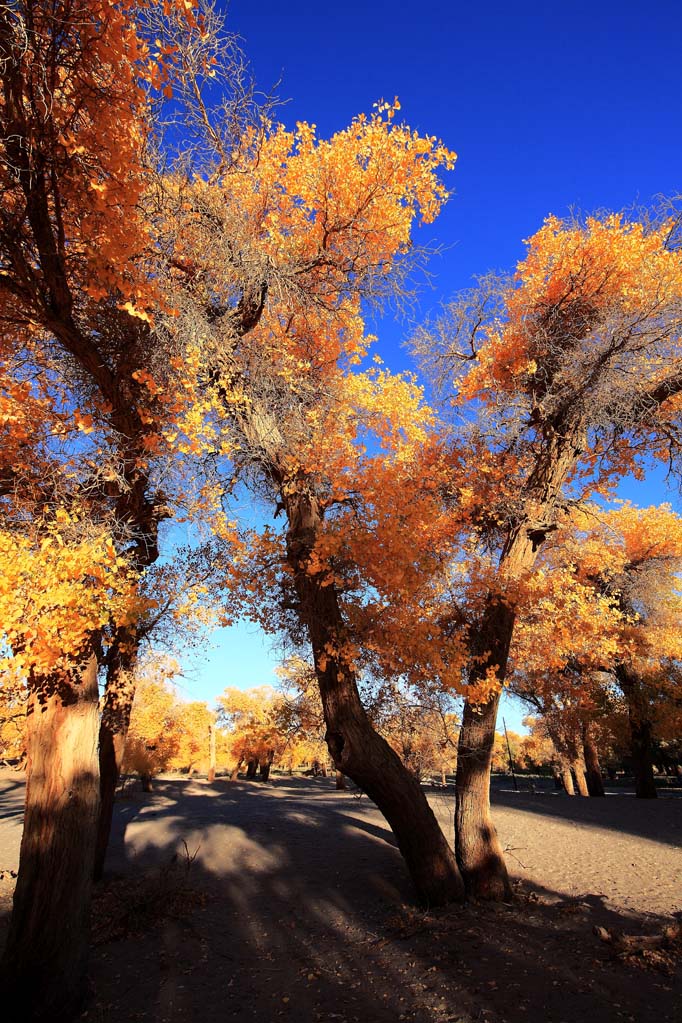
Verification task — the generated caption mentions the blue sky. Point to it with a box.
[174,0,682,728]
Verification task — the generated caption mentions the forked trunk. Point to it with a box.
[0,653,101,1023]
[246,758,258,779]
[582,722,605,797]
[285,488,464,906]
[94,629,138,880]
[229,759,243,781]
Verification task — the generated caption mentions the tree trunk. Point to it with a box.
[285,487,464,906]
[94,628,138,881]
[0,653,101,1023]
[617,665,657,799]
[560,760,576,795]
[229,759,243,781]
[259,751,273,782]
[582,722,605,797]
[455,423,584,898]
[140,772,153,793]
[246,758,258,779]
[335,769,346,790]
[456,689,512,899]
[572,760,589,797]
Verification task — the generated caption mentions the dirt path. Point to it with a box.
[1,773,681,1023]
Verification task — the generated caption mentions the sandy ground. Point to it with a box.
[1,771,681,1023]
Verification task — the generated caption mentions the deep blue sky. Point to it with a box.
[178,0,682,725]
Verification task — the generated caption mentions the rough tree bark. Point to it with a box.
[284,487,464,906]
[0,651,101,1023]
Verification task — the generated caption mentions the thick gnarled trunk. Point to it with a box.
[285,488,464,906]
[1,653,101,1023]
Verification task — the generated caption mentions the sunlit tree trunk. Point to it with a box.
[285,488,464,906]
[0,651,100,1023]
[335,769,346,790]
[560,759,576,796]
[572,759,589,797]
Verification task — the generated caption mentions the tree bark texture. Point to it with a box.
[0,653,101,1023]
[285,488,464,906]
[617,665,658,799]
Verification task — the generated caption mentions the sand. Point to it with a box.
[0,771,680,1023]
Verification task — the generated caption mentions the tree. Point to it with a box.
[0,1,220,1015]
[217,686,289,781]
[414,208,682,896]
[166,98,464,904]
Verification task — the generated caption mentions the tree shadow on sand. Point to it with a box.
[79,777,682,1023]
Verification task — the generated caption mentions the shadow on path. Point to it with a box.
[81,777,682,1023]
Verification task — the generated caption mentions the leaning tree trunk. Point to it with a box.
[94,626,138,880]
[285,488,464,906]
[455,597,515,900]
[0,651,101,1023]
[572,759,590,797]
[617,665,657,799]
[559,758,576,796]
[582,722,605,797]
